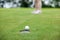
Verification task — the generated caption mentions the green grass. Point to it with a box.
[0,8,60,40]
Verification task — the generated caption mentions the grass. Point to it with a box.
[0,8,60,40]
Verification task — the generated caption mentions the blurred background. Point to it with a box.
[0,0,60,8]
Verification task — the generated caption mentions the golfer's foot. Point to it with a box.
[32,10,41,14]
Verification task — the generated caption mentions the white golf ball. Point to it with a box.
[25,26,30,29]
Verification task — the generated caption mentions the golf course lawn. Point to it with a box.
[0,8,60,40]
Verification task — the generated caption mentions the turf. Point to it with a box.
[0,8,60,40]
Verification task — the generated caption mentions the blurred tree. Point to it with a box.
[53,0,60,8]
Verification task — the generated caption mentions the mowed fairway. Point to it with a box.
[0,8,60,40]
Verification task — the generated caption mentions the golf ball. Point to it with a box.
[25,26,30,29]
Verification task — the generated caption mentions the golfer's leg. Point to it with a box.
[35,0,41,10]
[32,0,42,14]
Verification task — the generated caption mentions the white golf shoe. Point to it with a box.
[32,10,41,14]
